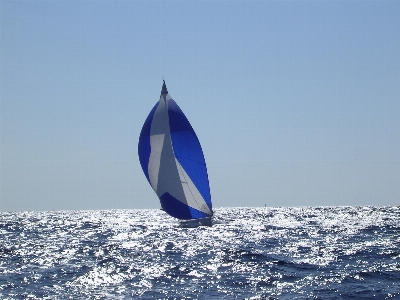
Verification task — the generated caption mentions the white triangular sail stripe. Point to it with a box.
[154,134,186,203]
[148,134,165,191]
[175,157,212,215]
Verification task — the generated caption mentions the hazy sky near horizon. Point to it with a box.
[1,0,399,212]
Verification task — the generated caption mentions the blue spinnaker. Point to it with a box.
[138,81,213,220]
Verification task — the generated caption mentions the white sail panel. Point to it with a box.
[148,134,164,191]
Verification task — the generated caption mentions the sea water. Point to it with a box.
[1,206,399,299]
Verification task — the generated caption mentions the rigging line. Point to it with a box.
[175,155,209,215]
[177,161,202,209]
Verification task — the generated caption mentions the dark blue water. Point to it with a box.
[1,206,399,299]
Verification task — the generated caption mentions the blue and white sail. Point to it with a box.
[138,81,213,220]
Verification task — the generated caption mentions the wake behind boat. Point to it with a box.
[138,81,213,221]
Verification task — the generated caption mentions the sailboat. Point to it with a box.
[138,81,213,222]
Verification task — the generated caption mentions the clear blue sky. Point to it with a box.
[1,0,399,212]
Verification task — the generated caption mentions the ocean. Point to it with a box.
[1,206,399,299]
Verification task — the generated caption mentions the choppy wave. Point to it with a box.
[1,206,399,299]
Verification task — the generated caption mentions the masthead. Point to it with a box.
[161,80,168,95]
